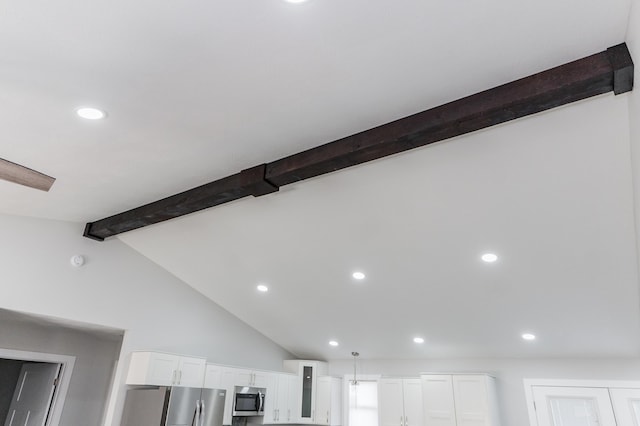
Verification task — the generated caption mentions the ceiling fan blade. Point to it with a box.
[0,158,55,192]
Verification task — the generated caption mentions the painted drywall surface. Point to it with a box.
[0,314,122,426]
[0,359,24,423]
[0,213,292,426]
[627,2,640,270]
[329,358,640,425]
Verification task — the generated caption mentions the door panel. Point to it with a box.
[532,386,616,426]
[422,375,456,426]
[200,388,226,426]
[378,379,404,426]
[610,388,640,426]
[402,379,423,426]
[166,387,201,426]
[4,363,61,426]
[453,376,489,426]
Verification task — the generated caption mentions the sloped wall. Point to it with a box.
[0,213,292,426]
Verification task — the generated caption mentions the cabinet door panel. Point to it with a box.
[148,353,180,385]
[403,379,423,426]
[316,377,331,425]
[253,371,269,388]
[453,376,489,426]
[276,375,291,423]
[532,386,616,426]
[422,375,456,426]
[177,357,205,387]
[379,379,405,426]
[610,388,640,426]
[287,375,299,423]
[263,373,278,424]
[204,364,223,389]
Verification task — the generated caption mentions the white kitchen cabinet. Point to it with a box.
[379,378,423,426]
[610,388,640,425]
[234,368,270,387]
[125,351,205,387]
[421,374,499,426]
[315,376,342,426]
[422,375,456,426]
[204,363,225,389]
[264,373,299,424]
[284,360,328,423]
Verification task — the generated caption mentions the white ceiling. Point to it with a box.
[2,0,639,359]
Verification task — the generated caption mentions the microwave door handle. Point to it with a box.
[258,392,265,413]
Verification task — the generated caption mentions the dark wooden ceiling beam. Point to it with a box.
[84,43,633,241]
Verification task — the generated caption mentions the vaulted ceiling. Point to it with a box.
[2,0,639,360]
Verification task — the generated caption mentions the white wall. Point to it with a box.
[0,309,123,426]
[329,357,640,425]
[0,213,292,426]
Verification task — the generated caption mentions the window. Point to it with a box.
[348,381,378,426]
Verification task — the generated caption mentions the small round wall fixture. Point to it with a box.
[76,107,106,120]
[70,255,85,267]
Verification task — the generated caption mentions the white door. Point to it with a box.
[275,375,291,423]
[203,364,223,389]
[316,377,331,425]
[286,375,299,423]
[610,388,640,425]
[147,352,180,386]
[422,375,456,426]
[176,357,205,387]
[453,376,490,426]
[4,363,61,426]
[403,379,423,426]
[379,379,405,426]
[532,386,616,426]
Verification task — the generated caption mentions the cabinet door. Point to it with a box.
[379,378,405,426]
[177,357,205,387]
[204,364,224,389]
[300,363,318,423]
[253,371,270,388]
[610,388,640,425]
[422,375,456,426]
[532,386,616,426]
[235,369,255,387]
[453,376,491,426]
[275,375,292,423]
[263,374,279,424]
[220,368,238,426]
[147,353,180,386]
[286,375,300,423]
[403,379,423,426]
[316,377,332,425]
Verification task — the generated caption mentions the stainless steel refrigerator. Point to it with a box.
[120,386,226,426]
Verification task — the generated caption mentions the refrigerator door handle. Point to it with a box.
[200,400,206,426]
[192,400,200,426]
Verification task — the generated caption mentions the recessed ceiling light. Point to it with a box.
[481,253,498,263]
[413,337,425,344]
[352,272,366,280]
[284,0,309,3]
[76,107,106,120]
[522,333,536,341]
[257,284,269,293]
[329,341,339,347]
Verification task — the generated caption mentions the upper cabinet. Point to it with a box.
[315,376,342,426]
[283,360,328,424]
[422,374,500,426]
[264,373,299,424]
[126,351,206,388]
[379,378,423,426]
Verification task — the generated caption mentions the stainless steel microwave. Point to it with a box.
[233,386,266,417]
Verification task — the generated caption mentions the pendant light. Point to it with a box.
[351,352,360,386]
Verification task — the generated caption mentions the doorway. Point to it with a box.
[0,349,74,426]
